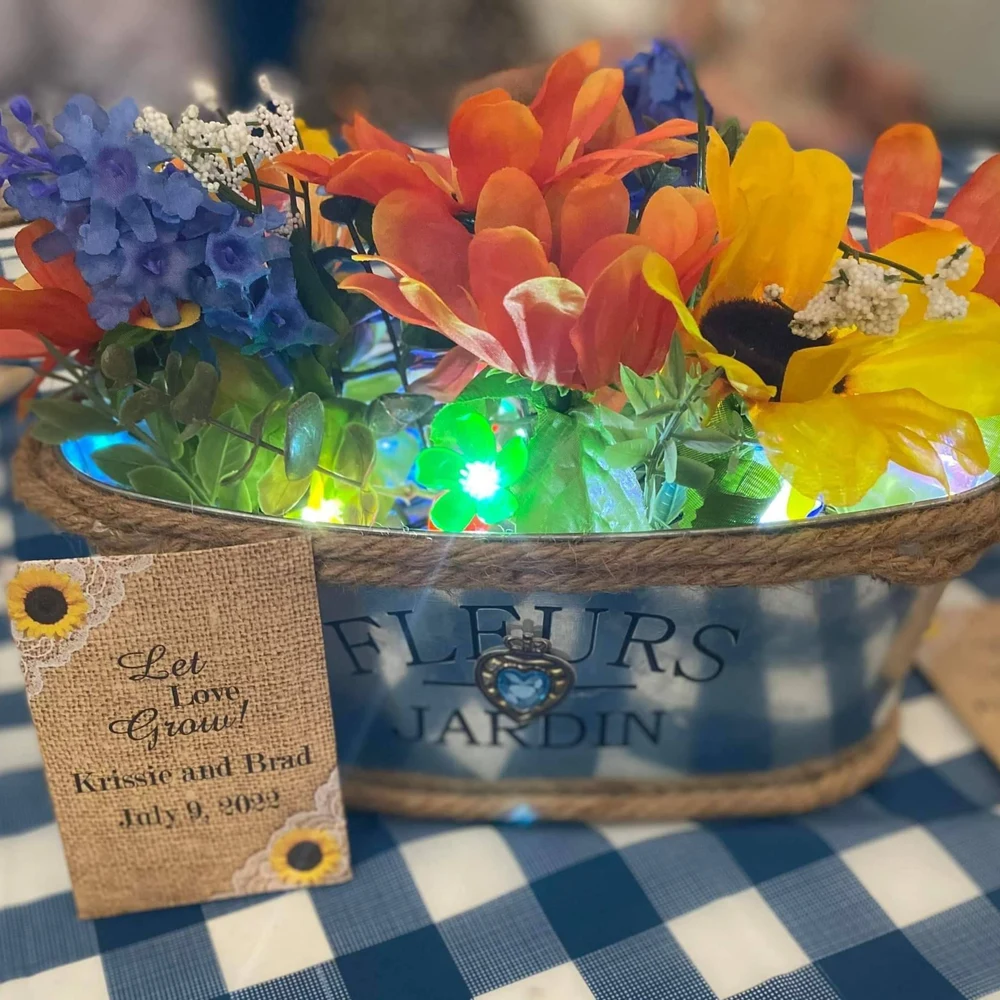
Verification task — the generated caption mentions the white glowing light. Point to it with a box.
[460,461,501,501]
[301,499,345,524]
[760,481,792,525]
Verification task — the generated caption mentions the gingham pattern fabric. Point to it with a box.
[4,147,1000,999]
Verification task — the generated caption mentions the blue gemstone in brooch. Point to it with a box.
[475,623,575,724]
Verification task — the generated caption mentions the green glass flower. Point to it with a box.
[415,409,529,532]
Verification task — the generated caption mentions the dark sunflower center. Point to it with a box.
[286,840,323,872]
[700,299,830,399]
[23,586,68,625]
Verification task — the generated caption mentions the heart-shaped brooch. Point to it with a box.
[475,623,575,724]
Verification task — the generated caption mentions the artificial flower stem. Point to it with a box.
[837,243,924,282]
[243,154,264,213]
[690,64,709,191]
[346,218,411,392]
[300,181,313,242]
[216,185,259,215]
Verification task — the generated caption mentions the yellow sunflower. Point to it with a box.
[269,828,342,887]
[7,567,88,640]
[644,122,1000,507]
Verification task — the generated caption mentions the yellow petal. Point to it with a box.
[751,389,988,506]
[751,396,890,506]
[296,119,339,160]
[846,303,1000,417]
[781,333,887,404]
[701,124,853,312]
[703,352,776,401]
[706,127,736,239]
[133,301,201,331]
[879,229,984,295]
[641,253,706,345]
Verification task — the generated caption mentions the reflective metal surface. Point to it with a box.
[319,578,919,780]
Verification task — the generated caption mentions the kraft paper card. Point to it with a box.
[919,601,1000,771]
[10,537,351,919]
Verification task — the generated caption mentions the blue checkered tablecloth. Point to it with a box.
[4,145,1000,999]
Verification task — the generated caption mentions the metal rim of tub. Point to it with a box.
[13,436,1000,592]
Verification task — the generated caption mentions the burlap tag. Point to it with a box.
[14,537,351,919]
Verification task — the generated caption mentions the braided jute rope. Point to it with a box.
[342,712,900,822]
[14,437,1000,591]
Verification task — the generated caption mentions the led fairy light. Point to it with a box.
[301,499,345,525]
[459,461,503,503]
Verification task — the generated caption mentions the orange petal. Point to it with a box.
[891,212,960,242]
[372,190,475,322]
[0,329,48,359]
[977,252,1000,302]
[0,289,102,349]
[554,175,631,274]
[586,97,637,152]
[504,276,587,386]
[401,278,517,373]
[531,42,602,182]
[450,100,543,210]
[411,347,484,402]
[621,118,699,154]
[945,153,1000,255]
[468,227,556,371]
[573,246,652,390]
[339,272,436,328]
[569,68,625,148]
[841,227,864,252]
[15,221,92,301]
[864,124,942,251]
[639,187,700,262]
[343,114,412,156]
[476,168,553,254]
[273,150,338,187]
[319,150,457,211]
[550,147,663,186]
[568,233,646,292]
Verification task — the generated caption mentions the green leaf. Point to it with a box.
[217,480,254,514]
[119,388,167,430]
[289,228,350,337]
[496,437,528,486]
[257,454,311,516]
[332,423,377,483]
[514,407,648,533]
[662,439,678,482]
[368,394,436,436]
[604,438,654,470]
[30,398,119,438]
[401,324,454,351]
[675,456,715,491]
[165,351,185,398]
[92,444,163,487]
[30,421,74,445]
[195,407,252,502]
[170,362,219,425]
[652,482,688,528]
[98,324,159,352]
[99,344,137,384]
[213,341,283,416]
[289,351,337,401]
[619,366,659,414]
[415,448,464,490]
[284,392,325,481]
[456,368,551,410]
[667,334,687,398]
[675,428,739,454]
[145,408,184,461]
[634,402,683,426]
[127,466,195,505]
[430,490,477,533]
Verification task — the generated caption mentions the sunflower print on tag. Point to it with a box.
[9,554,154,697]
[8,568,88,640]
[228,767,351,895]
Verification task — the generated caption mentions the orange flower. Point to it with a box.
[0,221,102,360]
[862,123,1000,300]
[276,43,697,215]
[339,169,716,392]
